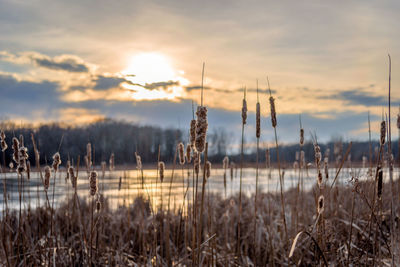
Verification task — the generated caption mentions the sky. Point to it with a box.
[0,0,399,147]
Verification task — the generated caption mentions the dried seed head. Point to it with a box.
[190,120,196,149]
[178,143,185,165]
[380,120,386,145]
[0,131,7,152]
[317,169,323,188]
[293,161,298,169]
[317,195,324,214]
[89,171,97,196]
[17,146,28,174]
[256,102,260,138]
[324,160,329,179]
[300,150,305,168]
[19,134,24,147]
[206,161,211,179]
[86,143,92,169]
[195,106,208,153]
[9,162,13,169]
[194,151,201,174]
[159,161,165,183]
[12,137,19,163]
[109,153,115,171]
[223,156,229,170]
[314,145,321,167]
[300,128,304,145]
[295,151,299,161]
[96,199,101,212]
[377,166,383,199]
[269,96,277,128]
[69,166,77,188]
[230,162,234,181]
[242,99,247,125]
[52,152,61,172]
[0,131,5,140]
[118,176,122,190]
[44,166,51,191]
[186,143,192,163]
[101,161,106,176]
[135,152,142,170]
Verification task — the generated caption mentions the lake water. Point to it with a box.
[0,165,393,213]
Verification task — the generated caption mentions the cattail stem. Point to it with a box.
[237,120,245,256]
[197,142,208,264]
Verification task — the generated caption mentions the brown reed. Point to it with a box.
[44,166,51,191]
[159,161,165,183]
[186,143,192,163]
[178,142,185,165]
[195,106,208,153]
[109,153,115,171]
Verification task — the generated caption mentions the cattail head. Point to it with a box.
[195,106,208,153]
[317,169,323,188]
[380,120,386,145]
[135,152,142,170]
[86,143,92,170]
[317,195,324,214]
[19,134,24,147]
[256,102,260,138]
[242,98,247,125]
[52,152,61,172]
[44,166,51,191]
[159,161,165,183]
[17,146,28,174]
[194,151,201,174]
[300,150,305,168]
[96,198,101,212]
[206,161,211,179]
[314,145,321,167]
[266,148,270,168]
[269,96,277,128]
[178,143,185,165]
[223,156,229,170]
[12,137,19,163]
[69,166,77,188]
[118,176,122,190]
[66,160,71,180]
[190,119,196,149]
[230,162,234,181]
[101,161,106,177]
[300,128,304,145]
[0,131,7,152]
[109,153,115,171]
[89,171,97,196]
[377,166,383,199]
[186,143,192,163]
[324,160,329,179]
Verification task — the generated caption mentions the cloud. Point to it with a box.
[93,75,127,90]
[143,81,179,90]
[318,87,388,107]
[0,51,91,73]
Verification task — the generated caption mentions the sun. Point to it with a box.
[122,52,188,100]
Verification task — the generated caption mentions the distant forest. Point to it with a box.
[0,119,395,167]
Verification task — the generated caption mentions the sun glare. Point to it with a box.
[122,52,188,100]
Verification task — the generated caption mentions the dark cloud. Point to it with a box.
[185,85,276,95]
[93,75,127,90]
[143,81,179,90]
[319,87,387,107]
[0,74,64,120]
[32,56,89,73]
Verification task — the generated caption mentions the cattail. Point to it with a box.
[101,161,106,177]
[230,162,234,181]
[159,161,165,183]
[135,152,142,170]
[300,128,304,145]
[178,143,185,165]
[206,161,211,179]
[86,143,92,169]
[52,152,61,172]
[96,199,101,212]
[17,146,28,174]
[190,119,196,149]
[293,161,299,170]
[109,153,115,171]
[0,131,7,152]
[12,137,19,163]
[223,156,229,170]
[377,166,383,199]
[9,162,13,169]
[44,166,51,191]
[269,96,277,128]
[66,160,71,180]
[118,176,122,190]
[186,143,192,163]
[194,151,201,174]
[300,150,305,168]
[324,159,329,179]
[380,120,386,145]
[317,169,323,188]
[314,145,321,167]
[317,195,324,214]
[256,102,260,138]
[69,166,77,188]
[19,134,24,147]
[89,171,97,196]
[242,98,247,125]
[195,106,208,153]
